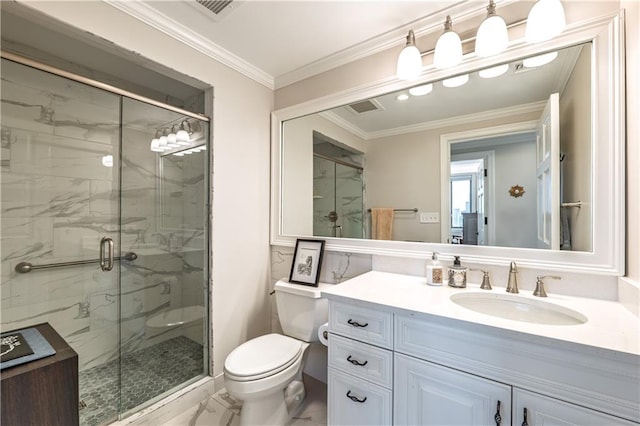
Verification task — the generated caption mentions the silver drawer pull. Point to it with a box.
[347,355,368,367]
[347,319,369,328]
[346,390,367,403]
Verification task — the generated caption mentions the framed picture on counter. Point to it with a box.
[289,239,325,286]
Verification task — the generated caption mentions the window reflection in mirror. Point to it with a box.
[281,42,592,252]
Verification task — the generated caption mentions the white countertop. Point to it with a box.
[321,271,640,357]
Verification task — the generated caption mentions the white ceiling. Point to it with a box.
[106,0,464,89]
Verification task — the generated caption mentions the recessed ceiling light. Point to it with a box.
[397,93,410,101]
[523,51,558,68]
[442,74,469,88]
[409,84,433,96]
[479,64,509,78]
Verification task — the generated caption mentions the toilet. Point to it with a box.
[224,280,331,426]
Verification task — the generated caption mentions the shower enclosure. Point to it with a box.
[0,55,210,426]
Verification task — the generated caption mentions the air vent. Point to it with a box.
[196,0,234,15]
[346,99,384,114]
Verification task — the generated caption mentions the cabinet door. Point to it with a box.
[328,367,392,425]
[513,388,638,425]
[394,353,511,426]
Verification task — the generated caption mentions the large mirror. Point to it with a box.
[272,13,624,274]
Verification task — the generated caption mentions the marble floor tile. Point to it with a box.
[164,375,327,426]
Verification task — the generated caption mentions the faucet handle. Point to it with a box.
[471,269,493,290]
[480,270,492,290]
[533,275,561,297]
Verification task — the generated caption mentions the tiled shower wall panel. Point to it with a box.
[0,59,187,370]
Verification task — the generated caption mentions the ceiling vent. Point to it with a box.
[195,0,236,18]
[346,99,384,115]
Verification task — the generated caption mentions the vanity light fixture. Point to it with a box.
[526,0,566,43]
[475,0,509,58]
[395,1,566,80]
[409,83,433,96]
[434,16,462,69]
[442,74,469,88]
[396,30,422,81]
[479,63,509,78]
[523,51,558,67]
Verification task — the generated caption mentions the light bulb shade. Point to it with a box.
[397,31,422,81]
[397,44,422,80]
[443,74,469,88]
[176,129,190,145]
[166,133,180,148]
[475,15,509,57]
[150,138,163,152]
[479,63,509,78]
[159,135,168,150]
[434,31,463,69]
[526,0,566,43]
[523,51,558,68]
[409,84,433,96]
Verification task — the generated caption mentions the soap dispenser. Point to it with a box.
[448,256,467,288]
[426,252,443,286]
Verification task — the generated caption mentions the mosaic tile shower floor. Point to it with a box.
[79,336,204,426]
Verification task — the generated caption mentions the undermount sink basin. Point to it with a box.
[450,292,588,326]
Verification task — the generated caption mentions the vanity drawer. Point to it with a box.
[329,333,393,388]
[328,367,392,426]
[329,301,393,349]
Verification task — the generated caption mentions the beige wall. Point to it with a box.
[281,114,366,236]
[366,111,541,243]
[275,1,637,286]
[560,46,592,252]
[16,1,274,381]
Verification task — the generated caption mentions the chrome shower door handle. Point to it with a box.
[100,236,114,271]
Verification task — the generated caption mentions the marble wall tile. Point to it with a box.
[9,130,115,181]
[1,59,208,388]
[318,251,372,284]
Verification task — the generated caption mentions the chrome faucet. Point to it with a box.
[533,275,561,297]
[506,261,519,293]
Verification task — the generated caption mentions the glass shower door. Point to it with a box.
[0,58,122,426]
[313,156,364,238]
[118,98,209,415]
[1,56,210,425]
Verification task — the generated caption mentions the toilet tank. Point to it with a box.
[275,280,331,342]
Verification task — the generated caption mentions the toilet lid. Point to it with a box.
[224,333,302,379]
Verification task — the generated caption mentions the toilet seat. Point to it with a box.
[224,333,303,382]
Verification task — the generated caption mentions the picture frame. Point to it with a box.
[289,239,325,286]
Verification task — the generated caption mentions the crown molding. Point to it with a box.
[321,100,546,141]
[274,0,479,89]
[318,111,370,140]
[104,0,275,90]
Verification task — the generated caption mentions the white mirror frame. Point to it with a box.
[271,12,625,275]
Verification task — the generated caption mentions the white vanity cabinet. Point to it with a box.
[325,294,639,426]
[327,301,393,425]
[513,389,638,426]
[394,353,511,425]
